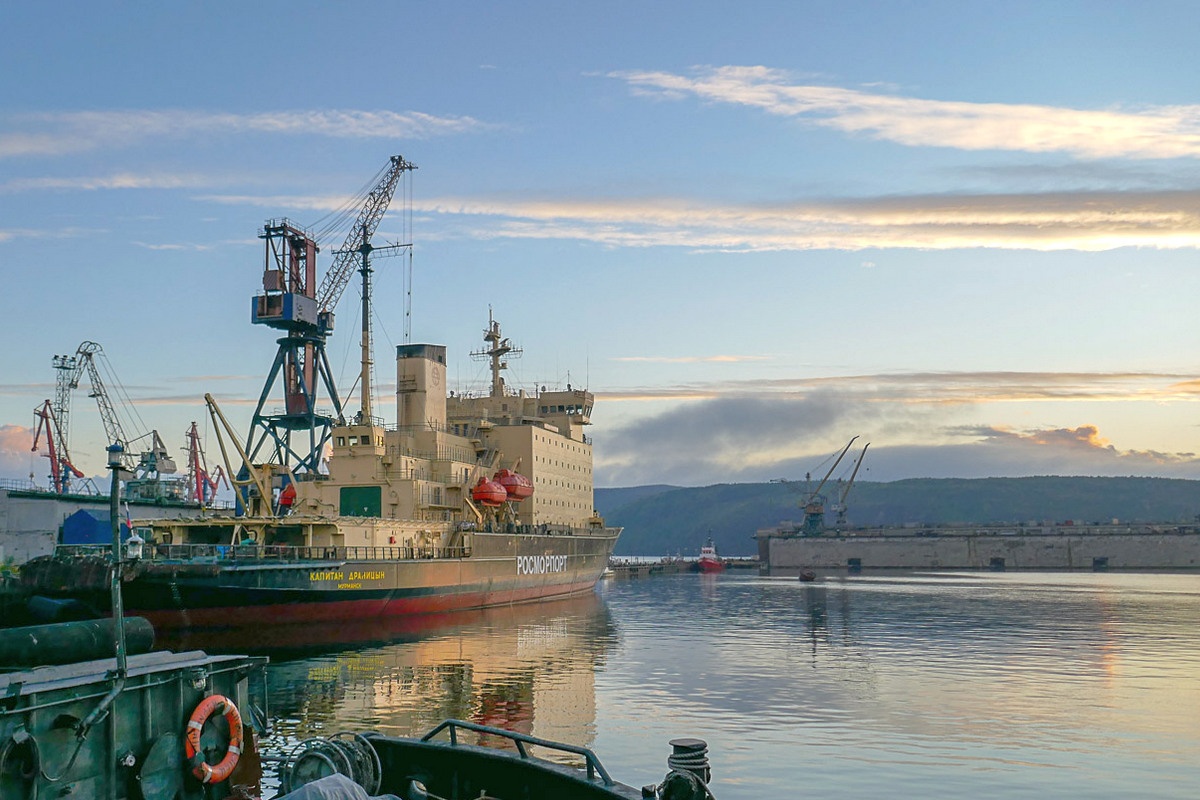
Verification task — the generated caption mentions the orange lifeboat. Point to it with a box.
[472,477,508,507]
[494,468,534,502]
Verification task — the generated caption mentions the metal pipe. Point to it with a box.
[107,443,127,678]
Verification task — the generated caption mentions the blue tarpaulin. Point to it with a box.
[62,509,130,545]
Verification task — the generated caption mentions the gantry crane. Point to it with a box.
[244,155,415,476]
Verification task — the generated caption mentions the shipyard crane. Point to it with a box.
[800,436,858,535]
[244,156,416,476]
[830,442,869,529]
[31,399,84,493]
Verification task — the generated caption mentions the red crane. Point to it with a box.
[31,399,84,493]
[185,421,228,506]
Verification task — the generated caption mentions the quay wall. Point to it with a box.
[763,527,1200,574]
[0,488,210,565]
[0,489,67,564]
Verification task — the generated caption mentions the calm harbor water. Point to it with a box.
[174,571,1200,798]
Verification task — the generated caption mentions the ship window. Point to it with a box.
[336,437,346,446]
[348,436,358,445]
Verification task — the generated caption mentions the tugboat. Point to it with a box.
[692,538,725,574]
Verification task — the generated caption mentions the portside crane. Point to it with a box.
[54,341,137,474]
[52,341,180,493]
[184,421,228,506]
[31,399,84,493]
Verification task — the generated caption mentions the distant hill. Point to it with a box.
[594,485,679,517]
[598,476,1200,557]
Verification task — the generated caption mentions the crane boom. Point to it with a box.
[314,155,416,313]
[839,442,869,504]
[78,343,130,465]
[806,436,858,505]
[54,341,136,472]
[54,341,177,477]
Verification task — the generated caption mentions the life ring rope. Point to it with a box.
[184,694,244,784]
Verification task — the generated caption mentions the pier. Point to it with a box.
[606,557,759,578]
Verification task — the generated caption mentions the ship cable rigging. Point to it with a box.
[244,156,415,478]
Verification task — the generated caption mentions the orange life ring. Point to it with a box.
[185,694,243,784]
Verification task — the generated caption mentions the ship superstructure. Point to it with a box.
[285,311,601,540]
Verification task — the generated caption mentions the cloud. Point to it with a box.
[412,190,1200,252]
[610,65,1200,160]
[0,172,217,193]
[596,370,1200,405]
[854,425,1199,484]
[0,109,493,158]
[592,372,1200,486]
[198,185,1200,255]
[596,391,905,486]
[612,355,771,364]
[0,424,35,483]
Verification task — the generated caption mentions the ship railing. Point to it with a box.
[102,542,471,562]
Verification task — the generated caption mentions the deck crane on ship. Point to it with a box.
[244,156,416,483]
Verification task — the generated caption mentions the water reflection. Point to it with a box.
[593,573,1200,800]
[162,593,617,769]
[159,574,1200,798]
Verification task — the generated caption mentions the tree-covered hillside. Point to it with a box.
[596,477,1200,557]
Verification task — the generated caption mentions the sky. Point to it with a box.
[4,1,1200,489]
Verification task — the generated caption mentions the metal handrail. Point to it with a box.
[419,719,615,786]
[54,543,472,563]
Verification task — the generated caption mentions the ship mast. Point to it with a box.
[357,226,374,422]
[473,309,522,399]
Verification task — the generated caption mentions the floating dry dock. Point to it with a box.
[757,523,1200,574]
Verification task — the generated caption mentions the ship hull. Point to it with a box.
[22,528,620,630]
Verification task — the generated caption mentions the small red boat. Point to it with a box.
[692,538,725,573]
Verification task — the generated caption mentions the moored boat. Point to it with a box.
[21,313,619,629]
[692,538,725,574]
[275,720,718,800]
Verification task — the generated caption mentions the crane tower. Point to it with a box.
[244,155,415,475]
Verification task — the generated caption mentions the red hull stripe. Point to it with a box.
[138,579,600,630]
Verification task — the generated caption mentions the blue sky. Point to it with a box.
[5,1,1200,489]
